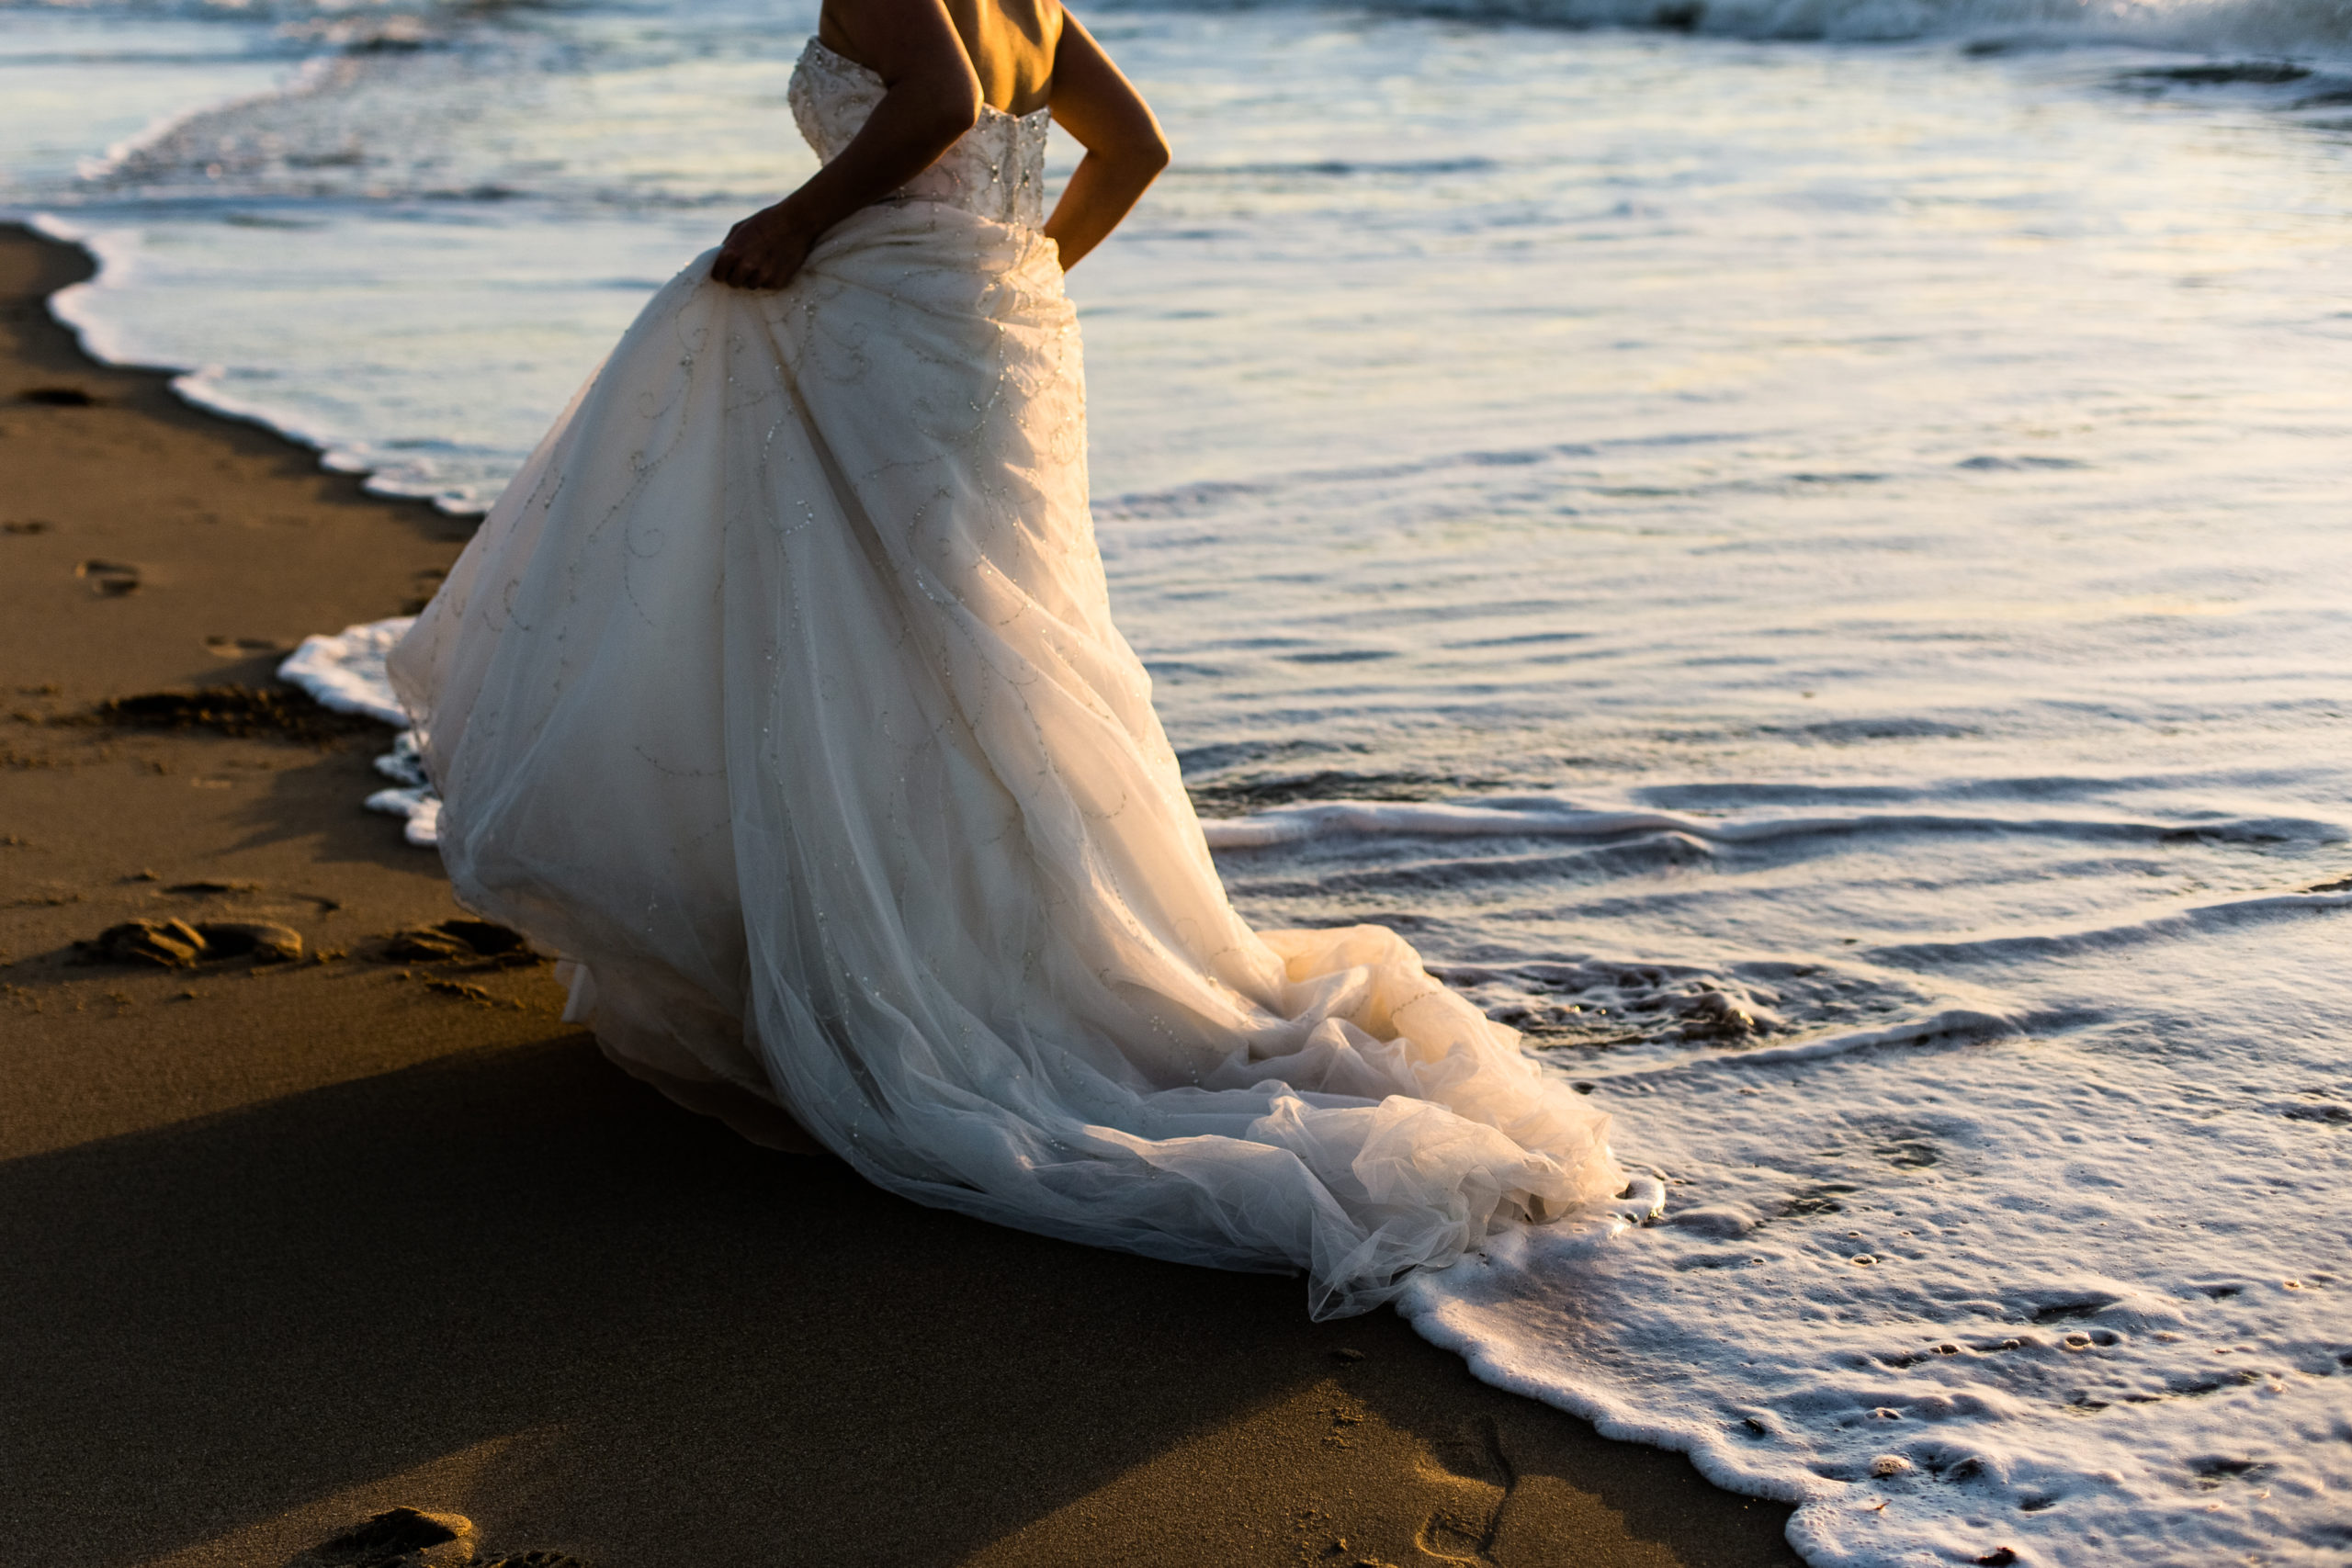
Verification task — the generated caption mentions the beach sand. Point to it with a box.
[0,220,1802,1568]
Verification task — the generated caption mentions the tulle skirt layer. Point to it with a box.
[388,199,1623,1316]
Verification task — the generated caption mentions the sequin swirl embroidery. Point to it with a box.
[788,38,1051,231]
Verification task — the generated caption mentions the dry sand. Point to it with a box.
[0,220,1804,1568]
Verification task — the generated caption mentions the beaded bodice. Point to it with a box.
[788,39,1049,231]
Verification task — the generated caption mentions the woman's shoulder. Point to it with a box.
[818,0,1061,118]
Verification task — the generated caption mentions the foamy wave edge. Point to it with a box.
[1196,796,2346,851]
[1354,0,2352,57]
[1395,1280,1826,1507]
[274,617,444,846]
[21,214,484,513]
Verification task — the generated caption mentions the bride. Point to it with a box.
[389,0,1623,1317]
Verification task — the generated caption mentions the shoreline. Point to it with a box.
[0,219,1804,1568]
[11,211,490,522]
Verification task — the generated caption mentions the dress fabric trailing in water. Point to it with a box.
[388,39,1623,1317]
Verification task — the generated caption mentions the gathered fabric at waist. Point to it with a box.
[783,199,1067,322]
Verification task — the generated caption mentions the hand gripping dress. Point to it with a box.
[389,39,1623,1318]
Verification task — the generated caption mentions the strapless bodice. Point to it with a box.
[788,38,1049,231]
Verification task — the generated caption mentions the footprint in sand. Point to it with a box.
[85,917,304,967]
[379,918,539,966]
[74,558,141,597]
[5,518,52,535]
[1417,1416,1515,1565]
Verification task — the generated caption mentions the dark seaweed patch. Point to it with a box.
[78,685,384,744]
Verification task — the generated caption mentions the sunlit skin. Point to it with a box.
[707,0,1170,291]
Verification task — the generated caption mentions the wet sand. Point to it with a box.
[0,220,1804,1568]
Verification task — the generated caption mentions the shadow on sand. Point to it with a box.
[0,1032,1801,1567]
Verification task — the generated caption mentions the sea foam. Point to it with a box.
[1400,901,2352,1565]
[277,617,441,845]
[1397,0,2352,56]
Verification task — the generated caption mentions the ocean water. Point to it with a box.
[7,0,2351,1562]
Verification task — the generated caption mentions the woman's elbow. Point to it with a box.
[1115,125,1170,179]
[924,66,985,140]
[948,88,986,139]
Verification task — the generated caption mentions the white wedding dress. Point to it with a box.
[389,39,1623,1317]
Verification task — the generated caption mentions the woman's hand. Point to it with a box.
[711,201,820,292]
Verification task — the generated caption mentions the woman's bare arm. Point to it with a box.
[1043,16,1170,271]
[711,0,982,291]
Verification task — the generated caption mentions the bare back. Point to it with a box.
[714,0,1163,286]
[820,0,1063,117]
